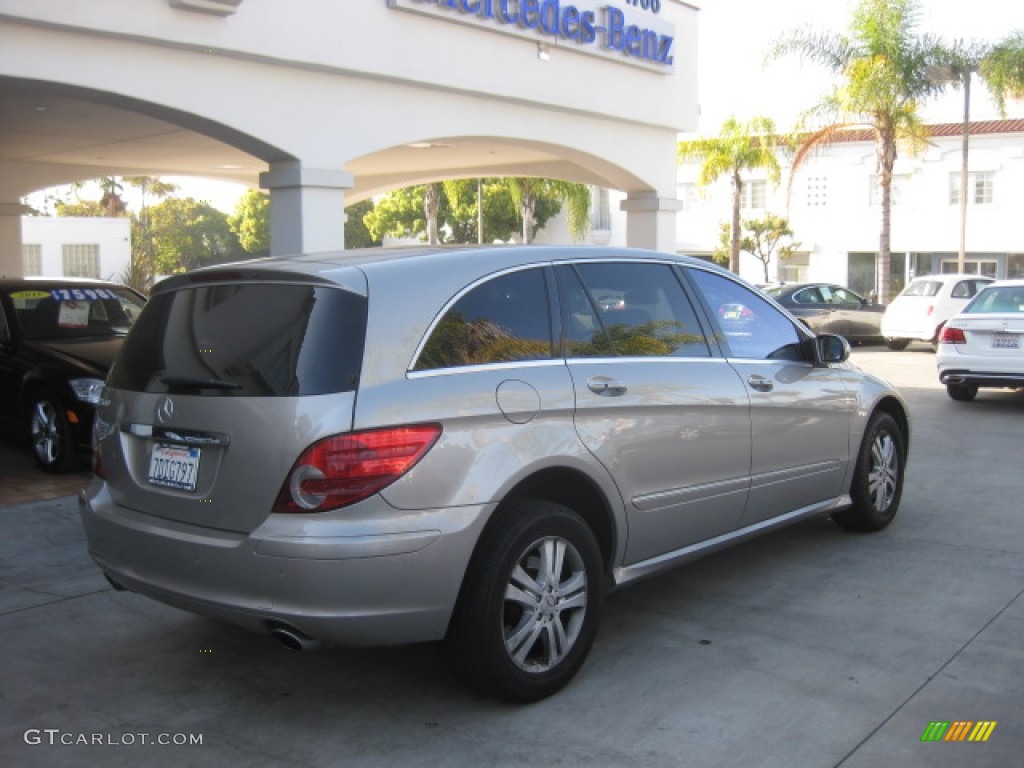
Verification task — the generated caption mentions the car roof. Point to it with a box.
[154,246,731,294]
[0,276,134,291]
[907,274,995,283]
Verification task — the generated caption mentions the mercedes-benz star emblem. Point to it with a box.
[156,397,175,424]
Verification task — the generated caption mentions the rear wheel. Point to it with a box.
[885,338,910,351]
[444,499,603,703]
[946,382,978,402]
[28,388,77,473]
[833,412,905,532]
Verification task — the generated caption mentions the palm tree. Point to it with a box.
[768,0,1024,303]
[98,176,127,216]
[423,183,441,245]
[677,116,782,274]
[124,176,177,291]
[507,178,591,244]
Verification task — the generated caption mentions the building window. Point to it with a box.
[805,176,828,207]
[677,183,699,212]
[869,174,909,206]
[62,244,100,278]
[590,187,611,231]
[949,171,994,205]
[741,180,766,210]
[22,244,43,275]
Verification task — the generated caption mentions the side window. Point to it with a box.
[558,262,711,358]
[414,268,554,371]
[830,288,861,305]
[794,287,823,304]
[951,281,972,299]
[687,268,807,361]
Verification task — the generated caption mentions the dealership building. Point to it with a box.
[0,0,699,277]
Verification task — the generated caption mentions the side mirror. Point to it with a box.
[816,334,851,365]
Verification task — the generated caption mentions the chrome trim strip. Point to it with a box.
[614,495,851,587]
[632,477,749,511]
[407,359,566,379]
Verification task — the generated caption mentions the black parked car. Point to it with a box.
[0,278,146,472]
[763,283,884,344]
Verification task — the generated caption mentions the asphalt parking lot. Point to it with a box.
[2,346,1022,768]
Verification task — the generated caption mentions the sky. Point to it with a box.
[28,0,1022,213]
[694,0,1022,131]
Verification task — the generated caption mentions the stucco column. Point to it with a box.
[0,203,29,278]
[620,192,681,252]
[259,162,354,256]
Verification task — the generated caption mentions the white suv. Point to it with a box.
[880,274,995,350]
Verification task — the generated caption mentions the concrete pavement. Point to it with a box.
[1,346,1022,768]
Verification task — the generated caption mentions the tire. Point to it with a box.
[832,412,905,532]
[946,383,978,402]
[444,499,604,703]
[28,388,77,473]
[885,338,910,351]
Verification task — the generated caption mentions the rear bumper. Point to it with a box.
[79,483,491,647]
[939,369,1024,389]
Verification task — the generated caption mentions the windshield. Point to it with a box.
[8,286,146,340]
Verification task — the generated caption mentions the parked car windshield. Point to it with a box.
[7,285,145,340]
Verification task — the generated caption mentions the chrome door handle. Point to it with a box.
[747,374,773,392]
[587,377,627,396]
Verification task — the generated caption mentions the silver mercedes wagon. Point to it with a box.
[80,246,909,702]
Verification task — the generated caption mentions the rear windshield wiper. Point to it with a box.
[159,374,243,391]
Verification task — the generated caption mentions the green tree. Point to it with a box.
[768,0,1024,302]
[345,199,380,249]
[229,190,271,256]
[124,176,177,292]
[53,198,107,217]
[678,116,782,275]
[507,178,591,244]
[741,214,801,284]
[149,197,240,274]
[98,176,127,217]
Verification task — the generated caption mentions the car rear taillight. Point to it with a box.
[939,326,966,344]
[273,424,442,514]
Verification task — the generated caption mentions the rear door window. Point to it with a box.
[414,267,554,371]
[108,283,366,396]
[557,262,711,358]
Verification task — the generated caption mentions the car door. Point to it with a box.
[558,261,751,565]
[827,286,882,341]
[686,268,857,526]
[0,295,20,430]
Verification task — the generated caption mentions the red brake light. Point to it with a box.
[939,326,966,344]
[273,424,442,513]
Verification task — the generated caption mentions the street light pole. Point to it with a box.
[927,63,975,275]
[957,67,971,274]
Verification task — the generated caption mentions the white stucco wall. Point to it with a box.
[20,217,131,281]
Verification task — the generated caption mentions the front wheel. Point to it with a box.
[444,499,604,703]
[29,389,77,473]
[832,412,905,532]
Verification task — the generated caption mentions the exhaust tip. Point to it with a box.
[268,624,320,651]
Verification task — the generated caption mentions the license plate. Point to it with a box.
[148,443,201,492]
[992,334,1019,349]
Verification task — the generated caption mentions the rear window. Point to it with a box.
[900,281,941,298]
[965,286,1024,314]
[107,284,365,396]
